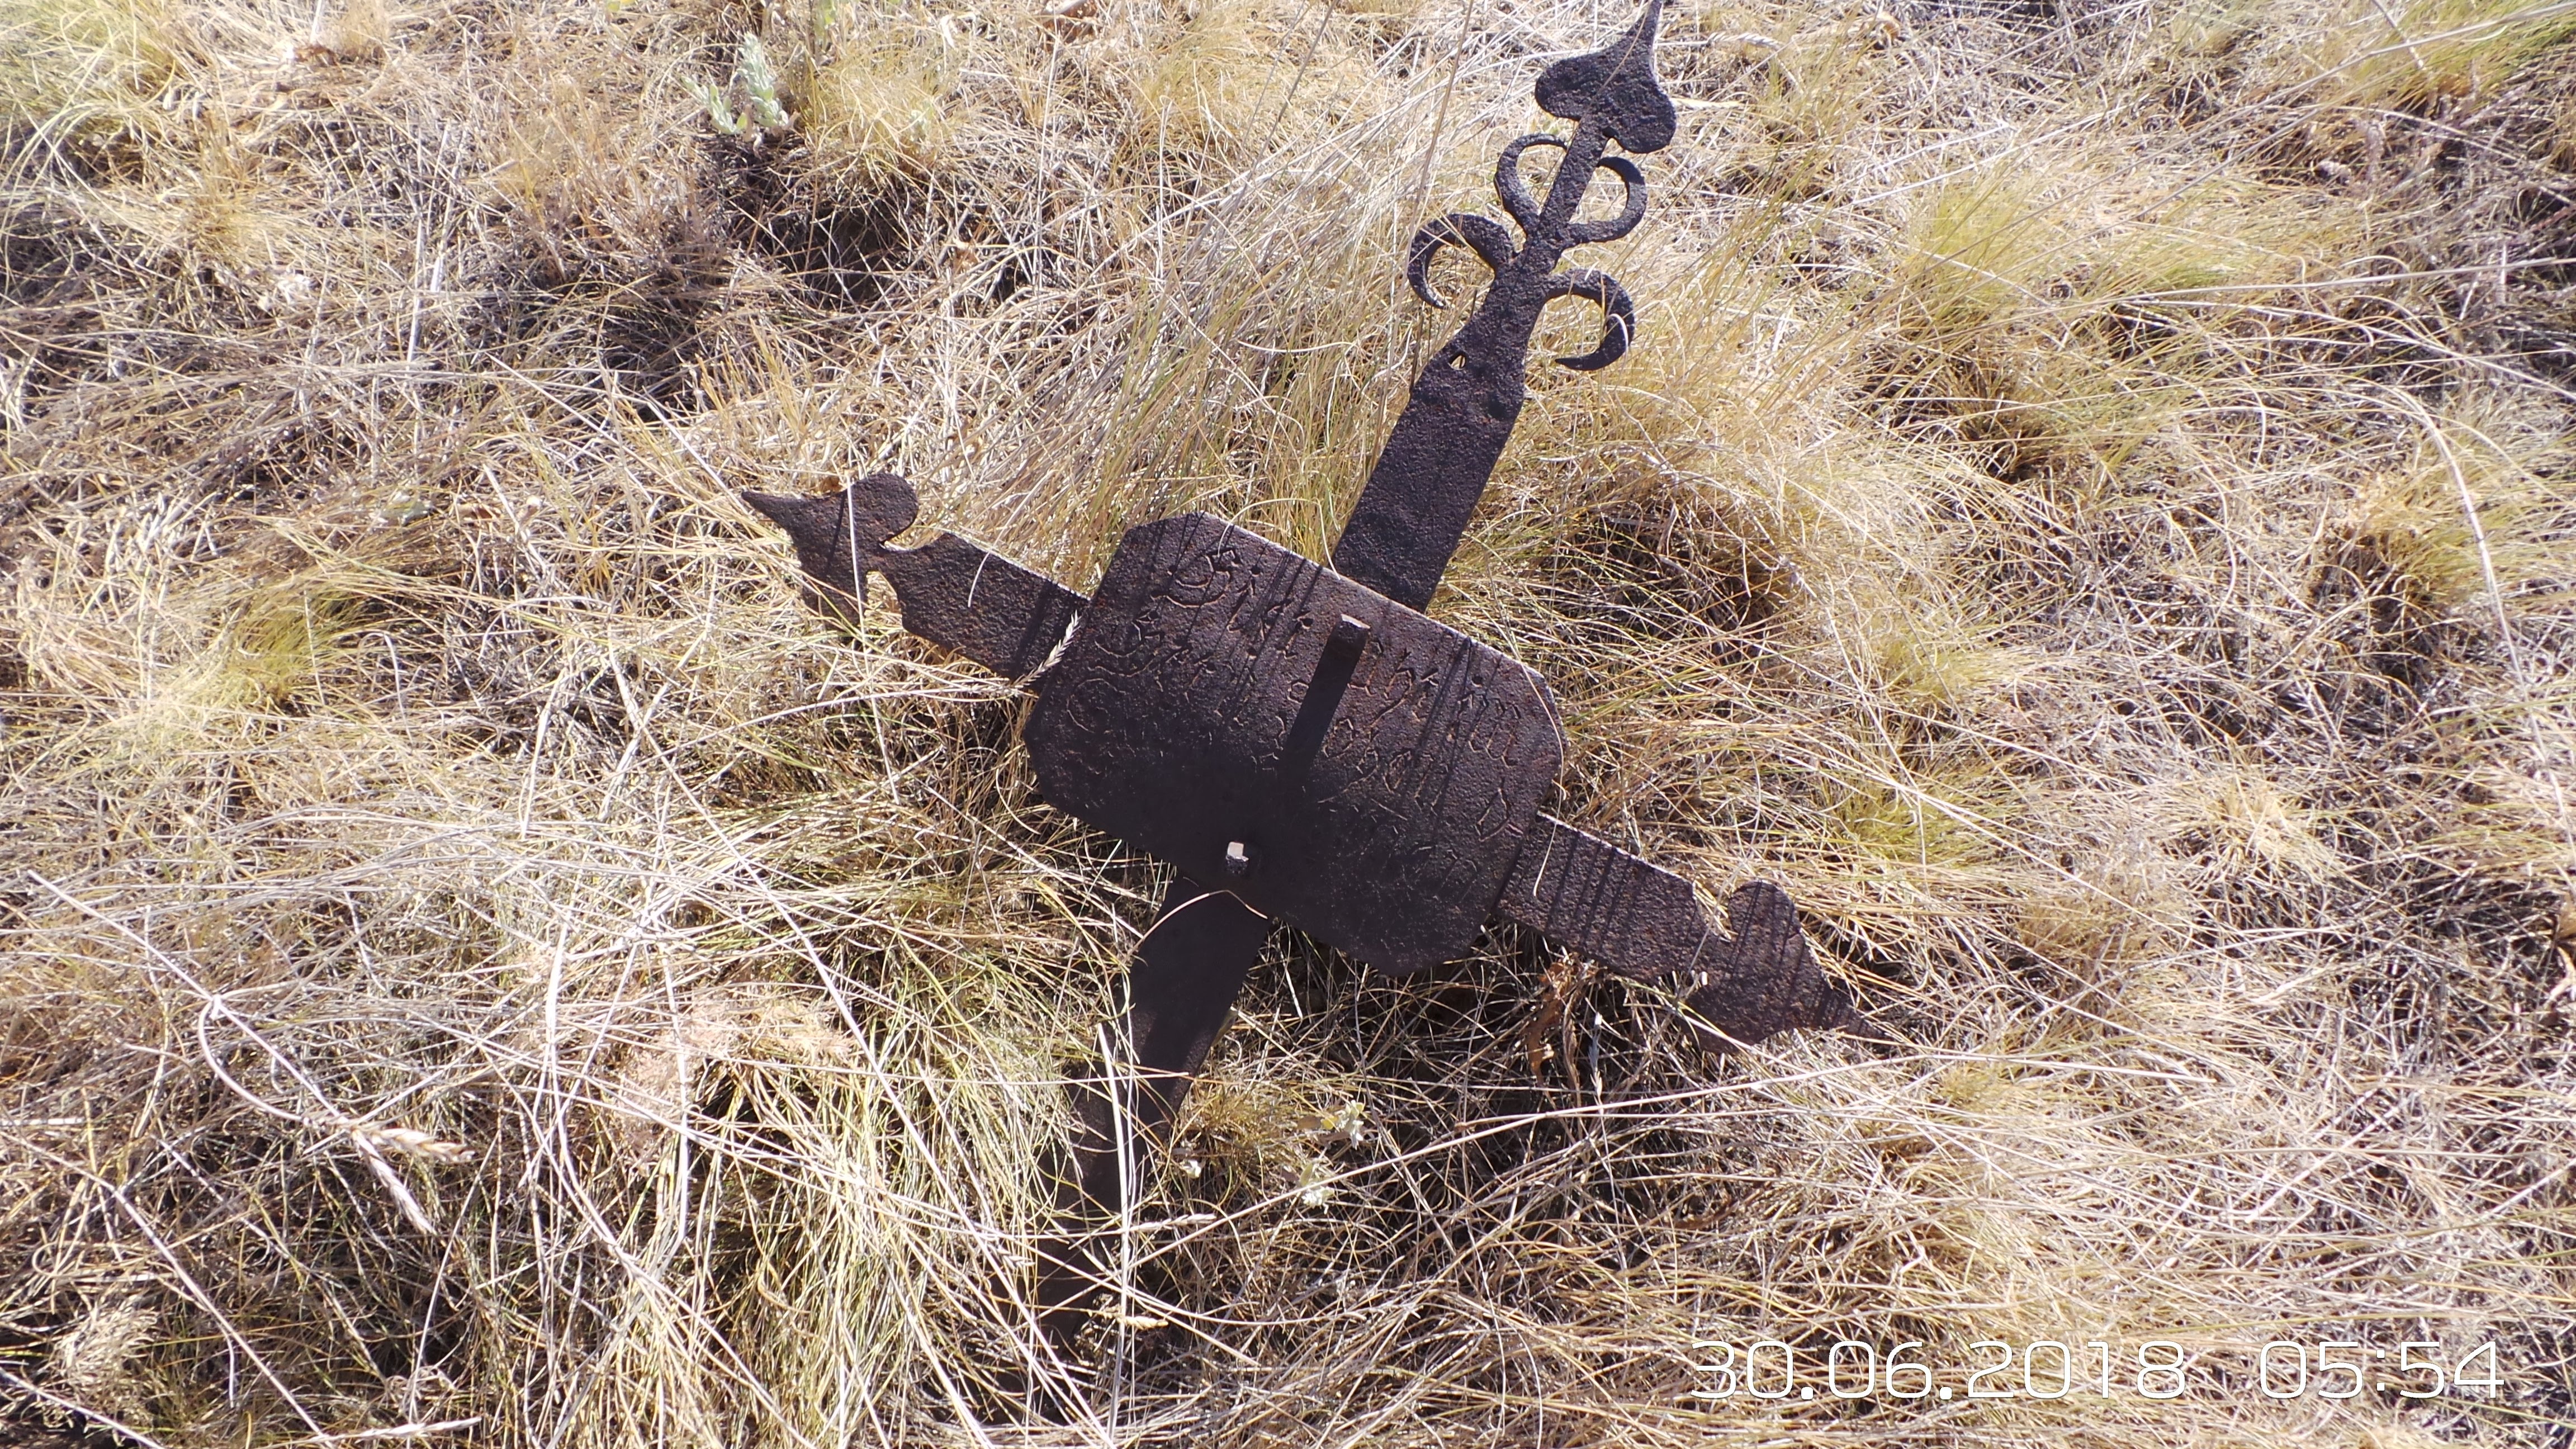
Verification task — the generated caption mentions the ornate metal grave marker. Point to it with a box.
[745,0,1864,1337]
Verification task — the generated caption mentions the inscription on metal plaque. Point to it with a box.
[1024,514,1561,976]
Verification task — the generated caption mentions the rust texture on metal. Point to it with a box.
[1328,0,1674,611]
[741,0,1867,1341]
[1034,879,1269,1338]
[1497,815,1857,1044]
[743,475,1084,680]
[1023,513,1562,976]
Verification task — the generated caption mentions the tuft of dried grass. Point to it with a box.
[2,0,2572,1445]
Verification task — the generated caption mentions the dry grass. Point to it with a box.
[3,0,2574,1442]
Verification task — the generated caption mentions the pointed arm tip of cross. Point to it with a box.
[746,473,1085,679]
[1498,818,1874,1049]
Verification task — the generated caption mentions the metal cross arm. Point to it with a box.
[742,0,1865,1336]
[739,475,1855,1042]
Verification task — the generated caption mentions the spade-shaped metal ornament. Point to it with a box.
[745,0,1864,1338]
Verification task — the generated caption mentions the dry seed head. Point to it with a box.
[357,1125,471,1164]
[47,1298,158,1419]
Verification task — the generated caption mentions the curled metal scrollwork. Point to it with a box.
[1409,136,1651,370]
[1332,0,1679,609]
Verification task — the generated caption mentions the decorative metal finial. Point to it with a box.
[1331,0,1677,612]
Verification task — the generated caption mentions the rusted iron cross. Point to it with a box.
[746,0,1861,1334]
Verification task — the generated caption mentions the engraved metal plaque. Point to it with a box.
[1024,513,1564,976]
